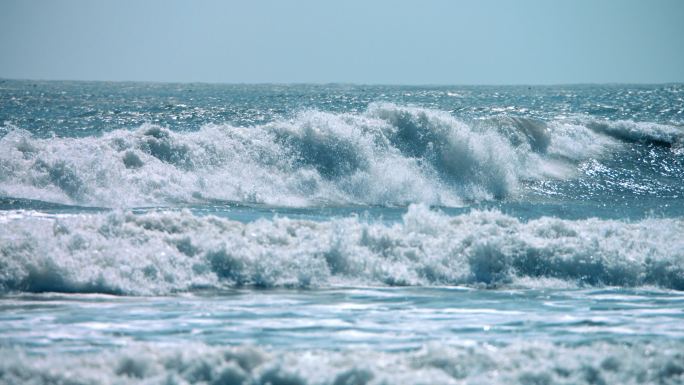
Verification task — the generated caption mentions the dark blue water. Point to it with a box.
[1,80,683,384]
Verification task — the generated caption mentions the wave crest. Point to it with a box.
[585,119,684,147]
[1,104,629,207]
[1,205,682,295]
[2,341,683,385]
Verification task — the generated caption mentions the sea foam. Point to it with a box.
[0,104,627,208]
[1,340,682,385]
[1,205,682,295]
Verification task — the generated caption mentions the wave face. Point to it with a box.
[1,205,682,295]
[2,103,653,208]
[2,341,683,385]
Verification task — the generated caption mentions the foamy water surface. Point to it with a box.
[1,81,683,384]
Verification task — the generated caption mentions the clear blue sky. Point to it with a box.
[1,0,683,85]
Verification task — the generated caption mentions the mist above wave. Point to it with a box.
[1,205,682,295]
[1,103,651,208]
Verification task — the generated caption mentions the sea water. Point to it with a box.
[0,80,683,384]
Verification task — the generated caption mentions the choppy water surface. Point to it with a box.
[1,80,683,384]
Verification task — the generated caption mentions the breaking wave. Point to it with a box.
[1,205,682,295]
[584,118,684,147]
[1,340,683,385]
[2,103,661,208]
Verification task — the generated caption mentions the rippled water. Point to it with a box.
[1,80,683,384]
[3,288,684,352]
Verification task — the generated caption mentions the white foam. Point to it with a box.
[1,340,682,385]
[0,104,636,208]
[1,205,682,295]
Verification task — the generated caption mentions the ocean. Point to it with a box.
[1,80,683,384]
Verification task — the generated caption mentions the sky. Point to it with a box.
[1,0,683,85]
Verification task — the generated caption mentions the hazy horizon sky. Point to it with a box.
[1,0,683,85]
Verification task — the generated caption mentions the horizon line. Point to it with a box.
[1,76,683,88]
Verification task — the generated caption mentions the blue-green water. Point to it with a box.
[1,80,683,384]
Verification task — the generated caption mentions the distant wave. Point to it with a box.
[2,340,683,385]
[584,119,684,147]
[4,103,672,208]
[1,205,682,295]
